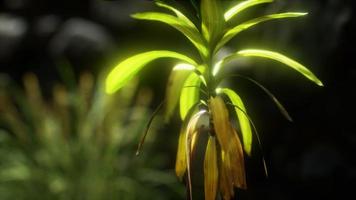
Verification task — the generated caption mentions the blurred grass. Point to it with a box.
[0,71,184,200]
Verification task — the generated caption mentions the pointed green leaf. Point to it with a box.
[216,12,308,52]
[201,0,224,44]
[132,12,208,57]
[216,88,252,155]
[106,51,197,94]
[155,1,196,28]
[238,49,324,86]
[180,73,201,120]
[224,0,273,21]
[164,64,193,122]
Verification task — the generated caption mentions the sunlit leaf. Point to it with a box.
[215,12,308,52]
[132,12,208,57]
[204,136,218,200]
[224,0,274,21]
[164,65,192,122]
[216,88,252,155]
[155,1,196,28]
[106,51,197,94]
[180,73,201,120]
[201,0,224,44]
[238,49,324,86]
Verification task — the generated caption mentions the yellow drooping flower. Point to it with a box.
[175,96,247,199]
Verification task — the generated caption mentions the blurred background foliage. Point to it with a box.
[0,70,185,199]
[0,0,355,199]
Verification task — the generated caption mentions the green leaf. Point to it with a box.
[132,12,208,57]
[224,0,274,21]
[155,1,196,28]
[238,49,324,86]
[164,64,193,122]
[180,73,201,120]
[216,88,252,155]
[215,12,308,53]
[200,0,224,44]
[106,51,197,94]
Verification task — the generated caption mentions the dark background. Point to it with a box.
[1,0,355,199]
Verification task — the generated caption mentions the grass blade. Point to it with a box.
[136,101,165,156]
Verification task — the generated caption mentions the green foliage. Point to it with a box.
[105,0,323,199]
[0,73,184,200]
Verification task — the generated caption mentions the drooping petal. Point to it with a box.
[229,127,247,189]
[216,88,253,155]
[175,127,187,180]
[204,136,218,200]
[186,110,208,200]
[209,96,230,152]
[175,102,202,180]
[219,150,234,200]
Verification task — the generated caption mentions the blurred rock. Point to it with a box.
[0,14,27,61]
[90,0,154,29]
[3,0,28,10]
[301,144,341,179]
[34,15,61,39]
[49,18,114,64]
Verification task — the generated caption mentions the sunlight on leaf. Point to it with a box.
[180,74,201,120]
[165,64,192,122]
[216,88,252,156]
[225,0,274,21]
[216,12,308,52]
[238,49,324,86]
[155,1,196,29]
[201,0,224,44]
[106,51,197,94]
[132,12,208,58]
